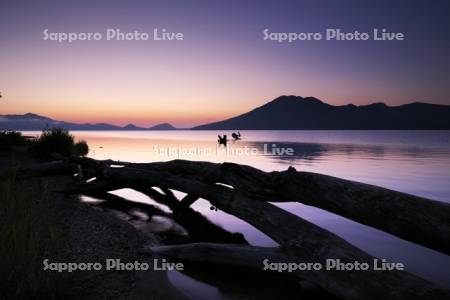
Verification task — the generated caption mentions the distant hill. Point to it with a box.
[149,123,176,130]
[123,123,142,130]
[192,96,450,130]
[0,113,177,131]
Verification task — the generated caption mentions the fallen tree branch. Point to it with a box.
[98,166,449,300]
[71,179,248,245]
[93,159,450,256]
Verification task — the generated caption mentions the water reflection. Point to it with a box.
[168,263,336,300]
[244,140,450,165]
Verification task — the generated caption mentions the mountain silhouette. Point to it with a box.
[3,96,450,131]
[0,113,177,131]
[193,96,450,130]
[149,123,176,130]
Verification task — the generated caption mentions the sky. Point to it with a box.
[1,0,449,127]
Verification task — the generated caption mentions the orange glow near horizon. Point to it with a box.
[0,95,245,127]
[2,1,450,128]
[2,28,448,127]
[2,20,449,127]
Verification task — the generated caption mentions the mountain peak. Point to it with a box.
[273,95,303,101]
[149,123,176,130]
[193,95,450,130]
[124,123,139,129]
[0,112,53,121]
[365,102,388,108]
[24,112,40,117]
[23,113,51,119]
[270,95,323,105]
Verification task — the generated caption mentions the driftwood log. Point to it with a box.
[83,189,247,245]
[93,159,450,256]
[5,157,450,299]
[101,166,449,299]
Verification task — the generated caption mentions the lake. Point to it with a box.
[24,130,450,296]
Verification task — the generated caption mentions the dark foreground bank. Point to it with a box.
[0,149,189,300]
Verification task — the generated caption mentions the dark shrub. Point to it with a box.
[0,131,28,151]
[74,140,89,157]
[31,128,74,159]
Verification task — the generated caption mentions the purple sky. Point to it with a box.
[1,0,449,127]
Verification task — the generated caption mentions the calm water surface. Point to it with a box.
[25,130,450,294]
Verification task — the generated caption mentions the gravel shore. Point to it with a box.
[1,150,188,300]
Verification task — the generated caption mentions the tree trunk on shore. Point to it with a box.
[71,165,450,300]
[92,159,450,256]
